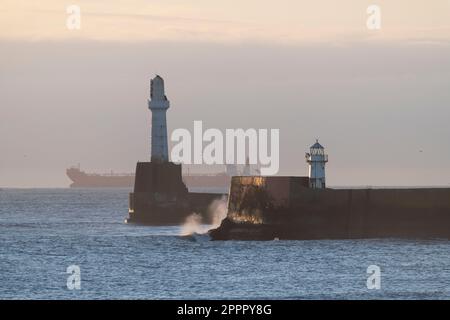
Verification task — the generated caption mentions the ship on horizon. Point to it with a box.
[66,162,254,191]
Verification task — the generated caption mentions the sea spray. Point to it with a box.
[207,195,228,228]
[180,213,208,236]
[179,196,228,236]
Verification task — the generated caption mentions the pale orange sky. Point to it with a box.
[1,0,450,43]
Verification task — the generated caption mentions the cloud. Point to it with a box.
[1,0,449,44]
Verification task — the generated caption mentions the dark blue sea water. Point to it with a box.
[0,188,449,299]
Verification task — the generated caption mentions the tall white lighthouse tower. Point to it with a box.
[305,140,328,189]
[148,75,170,163]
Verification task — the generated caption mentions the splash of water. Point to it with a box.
[180,213,208,236]
[207,195,228,228]
[179,196,228,236]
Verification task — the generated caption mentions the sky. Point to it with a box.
[1,0,450,187]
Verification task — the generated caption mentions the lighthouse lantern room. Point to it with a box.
[305,140,328,189]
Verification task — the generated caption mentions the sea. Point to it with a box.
[0,188,449,300]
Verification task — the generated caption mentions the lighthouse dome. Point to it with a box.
[154,74,163,82]
[150,75,167,101]
[311,139,324,149]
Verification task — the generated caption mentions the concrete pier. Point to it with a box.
[210,176,450,240]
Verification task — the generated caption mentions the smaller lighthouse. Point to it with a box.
[305,140,328,189]
[148,75,170,163]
